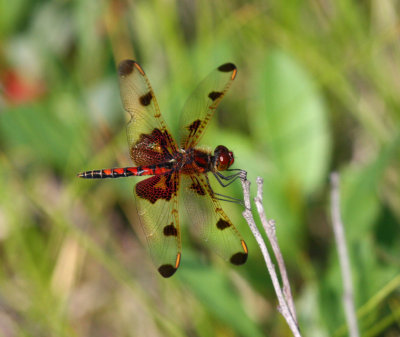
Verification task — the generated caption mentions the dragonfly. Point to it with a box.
[78,60,248,278]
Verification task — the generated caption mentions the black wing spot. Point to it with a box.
[187,119,201,137]
[230,252,248,265]
[139,92,153,106]
[216,219,231,230]
[163,223,178,237]
[218,63,236,72]
[189,177,206,196]
[118,60,136,76]
[208,91,223,101]
[158,264,177,278]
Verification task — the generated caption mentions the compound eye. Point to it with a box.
[214,145,234,171]
[228,151,234,166]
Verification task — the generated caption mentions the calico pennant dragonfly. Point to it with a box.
[78,60,248,277]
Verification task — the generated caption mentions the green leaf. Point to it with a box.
[340,137,399,240]
[251,49,331,194]
[179,254,264,337]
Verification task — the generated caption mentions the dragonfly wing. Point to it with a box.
[178,63,237,149]
[118,60,178,166]
[181,174,248,265]
[134,171,181,278]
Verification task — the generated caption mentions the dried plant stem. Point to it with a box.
[241,177,301,337]
[330,172,360,337]
[254,177,298,323]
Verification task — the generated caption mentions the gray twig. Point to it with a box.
[330,172,359,337]
[254,177,298,324]
[240,176,301,337]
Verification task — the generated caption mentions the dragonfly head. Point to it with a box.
[213,145,234,171]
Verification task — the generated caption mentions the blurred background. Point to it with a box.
[1,0,400,336]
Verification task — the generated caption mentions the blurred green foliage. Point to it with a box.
[0,0,400,336]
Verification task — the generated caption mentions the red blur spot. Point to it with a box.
[2,69,46,104]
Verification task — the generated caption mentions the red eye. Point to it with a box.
[219,154,228,165]
[228,151,234,166]
[214,145,234,171]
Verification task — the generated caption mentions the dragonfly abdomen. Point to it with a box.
[77,163,174,179]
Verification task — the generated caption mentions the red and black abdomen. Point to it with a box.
[77,162,174,179]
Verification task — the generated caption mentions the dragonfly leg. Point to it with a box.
[213,169,247,187]
[205,173,245,206]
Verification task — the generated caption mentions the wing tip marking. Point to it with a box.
[230,252,248,265]
[118,59,135,76]
[218,63,236,72]
[158,253,181,278]
[158,264,177,278]
[230,240,248,265]
[218,63,237,80]
[118,59,145,76]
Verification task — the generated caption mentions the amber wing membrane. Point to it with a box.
[181,174,248,265]
[118,60,178,166]
[178,63,237,150]
[134,171,181,278]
